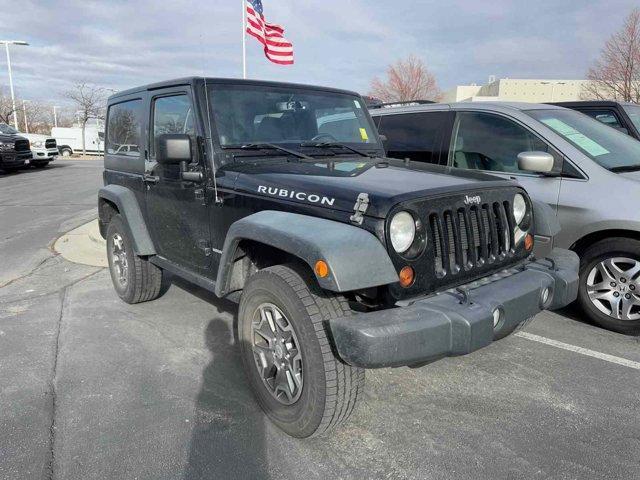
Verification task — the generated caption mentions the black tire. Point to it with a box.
[32,161,49,169]
[60,147,72,157]
[238,264,365,438]
[577,238,640,335]
[106,214,164,304]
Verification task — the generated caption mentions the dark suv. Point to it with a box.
[98,77,578,438]
[550,101,640,140]
[0,123,32,172]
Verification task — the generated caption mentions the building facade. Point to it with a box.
[442,78,591,103]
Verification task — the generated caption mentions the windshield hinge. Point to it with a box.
[350,193,370,225]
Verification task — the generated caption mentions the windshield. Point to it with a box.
[0,123,19,135]
[623,104,640,132]
[207,84,379,150]
[526,108,640,171]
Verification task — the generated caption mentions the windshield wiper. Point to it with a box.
[237,143,314,160]
[300,141,375,158]
[610,164,640,172]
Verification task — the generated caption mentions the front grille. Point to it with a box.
[14,139,30,152]
[45,139,57,148]
[429,200,515,279]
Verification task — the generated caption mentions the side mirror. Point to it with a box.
[517,151,554,173]
[156,134,192,165]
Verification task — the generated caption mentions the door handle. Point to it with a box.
[143,174,160,184]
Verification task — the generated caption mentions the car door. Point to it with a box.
[376,111,454,165]
[447,111,563,207]
[144,89,211,275]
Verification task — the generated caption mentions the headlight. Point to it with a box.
[390,211,416,253]
[31,141,43,148]
[513,194,527,225]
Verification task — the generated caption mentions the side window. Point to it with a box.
[106,99,142,157]
[579,109,624,130]
[376,112,451,164]
[450,112,553,173]
[151,94,196,156]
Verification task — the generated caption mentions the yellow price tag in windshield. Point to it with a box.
[359,128,369,141]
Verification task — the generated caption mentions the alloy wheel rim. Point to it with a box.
[111,233,128,288]
[586,257,640,321]
[251,303,303,405]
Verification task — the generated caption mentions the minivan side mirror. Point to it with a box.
[156,134,192,165]
[517,151,555,173]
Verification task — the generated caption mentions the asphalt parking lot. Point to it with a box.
[1,159,640,480]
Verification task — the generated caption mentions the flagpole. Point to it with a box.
[242,0,247,79]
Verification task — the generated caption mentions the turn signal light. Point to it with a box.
[399,266,415,288]
[315,260,330,278]
[525,234,534,252]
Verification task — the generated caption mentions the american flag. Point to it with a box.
[245,0,294,65]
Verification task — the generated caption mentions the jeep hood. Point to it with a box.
[231,158,516,218]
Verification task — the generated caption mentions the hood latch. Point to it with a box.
[350,193,370,225]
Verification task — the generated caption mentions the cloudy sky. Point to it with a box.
[1,0,638,104]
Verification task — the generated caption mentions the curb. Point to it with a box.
[53,219,107,267]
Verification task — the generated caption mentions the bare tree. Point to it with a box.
[583,8,640,102]
[369,56,442,103]
[65,82,106,156]
[0,90,18,125]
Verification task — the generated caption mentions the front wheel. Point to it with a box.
[238,264,364,438]
[577,238,640,335]
[106,214,165,304]
[60,147,72,157]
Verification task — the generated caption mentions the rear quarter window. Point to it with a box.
[106,99,142,157]
[376,112,452,164]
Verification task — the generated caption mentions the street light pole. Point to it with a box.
[0,40,29,129]
[53,106,59,128]
[22,99,29,133]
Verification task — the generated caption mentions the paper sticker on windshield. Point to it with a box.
[542,118,610,157]
[354,100,362,109]
[359,128,369,141]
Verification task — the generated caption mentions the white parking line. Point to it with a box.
[515,332,640,371]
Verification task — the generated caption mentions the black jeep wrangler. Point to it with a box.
[98,77,579,438]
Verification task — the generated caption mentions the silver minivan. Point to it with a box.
[372,102,640,334]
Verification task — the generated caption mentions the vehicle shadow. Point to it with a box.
[175,278,271,480]
[0,162,69,177]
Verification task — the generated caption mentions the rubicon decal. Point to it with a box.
[257,186,336,206]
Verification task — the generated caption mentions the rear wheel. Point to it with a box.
[60,147,72,157]
[106,214,165,304]
[577,238,640,335]
[238,264,364,438]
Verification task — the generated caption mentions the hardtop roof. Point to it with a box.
[108,77,362,103]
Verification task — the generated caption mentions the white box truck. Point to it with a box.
[52,125,104,156]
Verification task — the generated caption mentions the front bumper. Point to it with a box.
[0,151,31,168]
[330,248,579,369]
[30,148,58,161]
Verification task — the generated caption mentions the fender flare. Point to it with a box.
[98,185,155,255]
[532,200,560,238]
[215,211,399,296]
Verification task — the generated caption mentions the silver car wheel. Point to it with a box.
[251,303,303,405]
[110,233,128,288]
[586,257,640,321]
